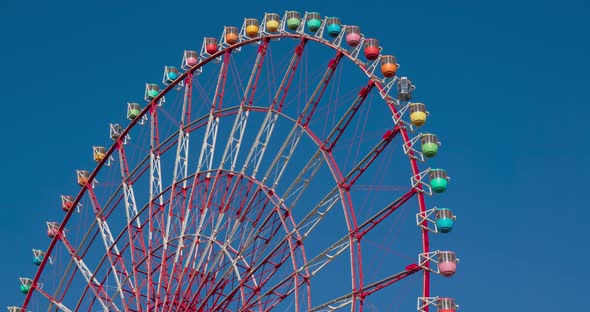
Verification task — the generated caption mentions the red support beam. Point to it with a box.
[117,142,148,311]
[85,185,135,312]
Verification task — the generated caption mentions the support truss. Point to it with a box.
[86,185,135,311]
[309,266,422,312]
[59,232,115,312]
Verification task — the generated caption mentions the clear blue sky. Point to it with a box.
[0,0,588,311]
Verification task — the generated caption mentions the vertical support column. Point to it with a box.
[59,220,118,312]
[85,185,135,312]
[148,96,165,309]
[117,141,148,309]
[159,50,233,311]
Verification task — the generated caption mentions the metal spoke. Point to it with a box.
[148,96,165,310]
[277,79,377,216]
[241,38,308,179]
[296,128,400,239]
[262,51,344,189]
[240,190,417,310]
[156,49,232,310]
[85,185,134,311]
[36,287,74,312]
[203,49,347,312]
[165,40,269,311]
[153,70,195,310]
[59,231,117,311]
[187,39,314,310]
[233,126,400,310]
[116,142,147,310]
[308,266,421,312]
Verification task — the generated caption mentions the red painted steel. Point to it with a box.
[22,32,432,312]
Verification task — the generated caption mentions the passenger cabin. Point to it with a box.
[32,249,45,266]
[164,66,179,84]
[437,251,459,277]
[435,208,456,233]
[61,195,75,212]
[19,278,33,294]
[204,38,218,54]
[285,11,301,30]
[183,50,198,67]
[345,25,361,47]
[93,146,106,163]
[127,102,142,120]
[326,17,342,37]
[364,38,380,61]
[245,18,260,38]
[420,133,440,158]
[110,124,123,141]
[430,168,450,193]
[224,26,239,45]
[264,13,280,32]
[397,77,414,101]
[409,103,428,126]
[381,55,398,78]
[437,297,458,312]
[145,83,160,101]
[306,12,322,32]
[46,222,60,238]
[76,170,90,187]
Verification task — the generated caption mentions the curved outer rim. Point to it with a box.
[22,31,430,310]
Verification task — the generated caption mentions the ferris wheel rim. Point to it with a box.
[22,30,432,311]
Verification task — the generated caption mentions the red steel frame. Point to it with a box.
[21,32,431,312]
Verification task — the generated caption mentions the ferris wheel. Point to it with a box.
[10,10,459,312]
